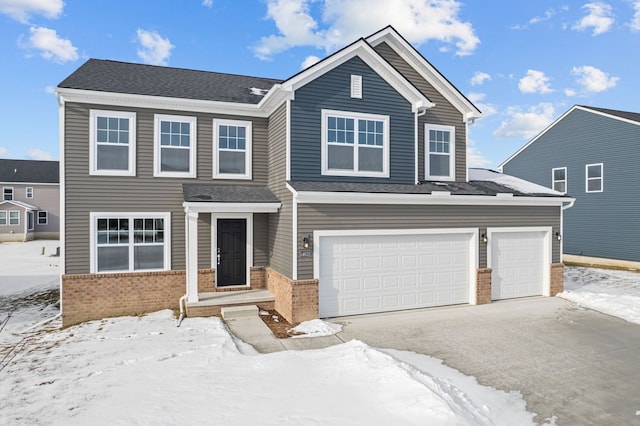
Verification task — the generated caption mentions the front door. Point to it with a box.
[217,219,247,286]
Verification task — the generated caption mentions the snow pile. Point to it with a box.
[0,310,538,425]
[288,318,342,338]
[560,266,640,325]
[469,168,564,196]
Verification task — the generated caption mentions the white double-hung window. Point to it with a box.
[552,167,567,193]
[154,114,197,177]
[90,110,136,175]
[586,163,603,193]
[91,213,171,273]
[425,124,455,181]
[322,110,389,177]
[213,119,252,179]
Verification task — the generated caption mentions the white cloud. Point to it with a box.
[44,85,56,94]
[572,2,614,35]
[26,148,55,161]
[630,1,640,31]
[254,0,480,60]
[529,8,556,25]
[136,29,174,66]
[470,71,490,86]
[564,88,577,97]
[20,26,78,63]
[572,65,618,92]
[202,0,213,7]
[493,103,556,139]
[466,139,492,168]
[518,69,553,94]
[467,92,496,117]
[0,147,8,157]
[0,0,62,23]
[301,55,321,69]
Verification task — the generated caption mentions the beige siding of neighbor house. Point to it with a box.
[296,203,561,279]
[63,102,269,274]
[0,183,59,238]
[373,42,468,182]
[267,102,293,278]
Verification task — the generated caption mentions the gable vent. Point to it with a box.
[351,75,362,99]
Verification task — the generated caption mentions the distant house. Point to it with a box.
[500,105,640,264]
[0,159,60,242]
[57,26,572,327]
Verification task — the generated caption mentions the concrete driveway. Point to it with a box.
[330,297,640,425]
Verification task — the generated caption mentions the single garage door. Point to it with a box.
[318,232,473,317]
[489,230,546,300]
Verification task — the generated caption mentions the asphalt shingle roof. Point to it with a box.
[0,159,59,183]
[580,105,640,123]
[58,59,282,104]
[183,184,280,203]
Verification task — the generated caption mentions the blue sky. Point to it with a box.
[0,0,638,168]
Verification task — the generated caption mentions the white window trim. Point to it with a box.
[89,212,171,274]
[154,114,197,178]
[0,210,6,225]
[37,210,48,225]
[213,118,253,180]
[26,187,33,199]
[89,110,136,176]
[425,123,456,181]
[8,210,19,226]
[552,167,567,194]
[585,163,604,193]
[3,186,13,201]
[27,211,34,231]
[321,109,390,178]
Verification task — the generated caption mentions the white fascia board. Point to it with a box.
[366,28,481,122]
[0,182,59,186]
[56,88,269,118]
[294,190,574,207]
[281,41,433,113]
[182,202,281,213]
[0,200,38,210]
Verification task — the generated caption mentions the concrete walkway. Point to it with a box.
[226,297,640,425]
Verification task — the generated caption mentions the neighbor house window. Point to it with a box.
[425,124,455,181]
[552,167,567,193]
[91,213,171,273]
[26,187,33,199]
[586,163,603,193]
[213,119,252,179]
[90,110,136,176]
[37,211,48,225]
[9,211,19,225]
[3,187,13,200]
[27,212,34,231]
[0,211,6,225]
[154,114,197,177]
[321,110,389,177]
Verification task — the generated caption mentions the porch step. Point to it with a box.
[186,289,275,308]
[221,305,259,320]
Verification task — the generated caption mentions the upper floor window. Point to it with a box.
[154,114,197,178]
[425,124,455,181]
[586,163,603,193]
[321,110,389,178]
[26,187,33,199]
[90,110,136,176]
[552,167,567,193]
[3,187,13,201]
[213,119,252,180]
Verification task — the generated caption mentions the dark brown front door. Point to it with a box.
[217,219,246,286]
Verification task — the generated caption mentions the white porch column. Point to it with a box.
[185,209,199,303]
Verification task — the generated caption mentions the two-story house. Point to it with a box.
[500,105,640,266]
[57,27,572,327]
[0,159,59,242]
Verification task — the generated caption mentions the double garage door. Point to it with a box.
[317,229,548,317]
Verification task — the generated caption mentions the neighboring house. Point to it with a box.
[57,26,573,327]
[500,105,640,264]
[0,159,60,242]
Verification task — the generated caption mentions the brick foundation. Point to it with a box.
[476,268,492,304]
[550,263,564,296]
[265,268,318,324]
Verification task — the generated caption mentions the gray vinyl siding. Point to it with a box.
[267,102,293,278]
[290,56,415,184]
[296,204,561,279]
[253,213,269,266]
[64,102,269,274]
[374,42,467,182]
[502,108,640,262]
[198,214,211,269]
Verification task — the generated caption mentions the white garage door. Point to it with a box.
[318,232,472,317]
[489,230,546,300]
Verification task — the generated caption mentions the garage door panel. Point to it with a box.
[319,233,472,317]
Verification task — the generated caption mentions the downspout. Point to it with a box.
[177,207,189,327]
[177,295,186,327]
[560,198,576,264]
